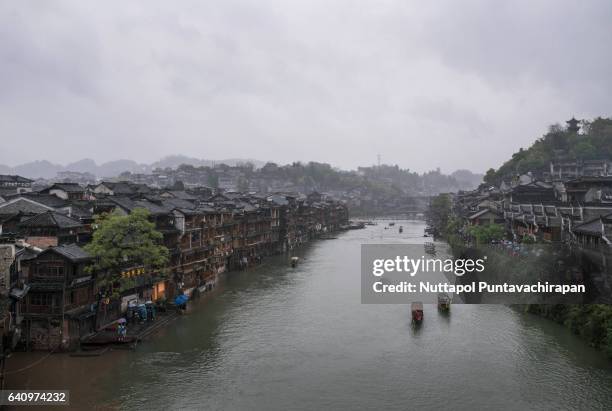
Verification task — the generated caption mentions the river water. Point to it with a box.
[6,220,612,410]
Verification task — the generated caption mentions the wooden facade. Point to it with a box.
[20,245,95,350]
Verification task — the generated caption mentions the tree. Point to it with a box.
[483,168,496,185]
[573,141,597,159]
[85,208,169,296]
[426,194,452,237]
[467,223,505,246]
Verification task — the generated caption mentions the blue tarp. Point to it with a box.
[174,294,188,305]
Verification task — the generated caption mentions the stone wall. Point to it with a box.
[28,320,61,351]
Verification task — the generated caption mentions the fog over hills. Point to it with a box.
[0,155,267,179]
[450,169,485,191]
[0,156,483,193]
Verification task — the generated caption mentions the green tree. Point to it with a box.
[85,208,169,294]
[467,223,505,246]
[483,168,496,185]
[426,194,452,237]
[572,141,597,159]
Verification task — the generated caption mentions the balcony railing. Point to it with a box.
[25,305,61,315]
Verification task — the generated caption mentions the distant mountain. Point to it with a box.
[63,158,145,177]
[150,155,209,170]
[0,155,267,179]
[97,160,145,177]
[220,158,267,168]
[1,157,478,184]
[13,160,64,179]
[150,155,266,170]
[64,158,99,175]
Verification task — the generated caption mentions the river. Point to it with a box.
[5,220,612,410]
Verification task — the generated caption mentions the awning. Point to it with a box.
[174,294,189,305]
[9,285,30,300]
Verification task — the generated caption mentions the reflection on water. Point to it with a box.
[6,220,612,410]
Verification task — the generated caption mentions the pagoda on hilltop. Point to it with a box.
[566,117,580,134]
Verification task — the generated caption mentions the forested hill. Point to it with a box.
[114,161,483,197]
[484,117,612,185]
[216,162,483,196]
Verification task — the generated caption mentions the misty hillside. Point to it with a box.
[484,117,612,185]
[150,155,266,171]
[0,155,267,179]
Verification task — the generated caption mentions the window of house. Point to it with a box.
[35,265,65,277]
[191,231,200,242]
[30,293,54,306]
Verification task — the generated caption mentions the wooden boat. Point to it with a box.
[411,302,423,324]
[437,293,451,312]
[81,335,138,348]
[291,256,299,268]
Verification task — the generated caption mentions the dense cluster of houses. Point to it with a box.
[455,159,612,249]
[0,174,349,353]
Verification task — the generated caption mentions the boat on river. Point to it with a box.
[348,221,366,230]
[437,293,451,312]
[411,302,423,324]
[389,222,395,226]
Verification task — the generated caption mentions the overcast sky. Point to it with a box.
[1,0,611,173]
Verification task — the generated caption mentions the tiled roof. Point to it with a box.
[572,218,603,236]
[49,183,85,193]
[162,198,197,210]
[6,193,68,208]
[50,243,91,262]
[0,175,33,184]
[19,211,83,229]
[109,196,137,211]
[163,190,197,200]
[0,197,55,215]
[195,204,216,213]
[133,200,171,215]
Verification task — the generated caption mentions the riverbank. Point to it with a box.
[523,304,612,358]
[446,237,612,359]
